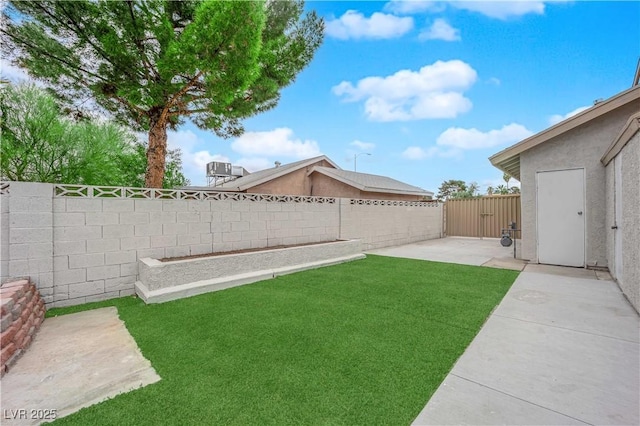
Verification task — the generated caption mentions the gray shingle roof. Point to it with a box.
[215,156,336,191]
[311,167,432,196]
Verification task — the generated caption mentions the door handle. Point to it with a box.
[577,211,583,215]
[611,225,618,229]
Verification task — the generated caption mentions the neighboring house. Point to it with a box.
[210,155,433,201]
[490,83,639,312]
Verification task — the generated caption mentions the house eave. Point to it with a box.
[489,85,640,181]
[601,112,640,165]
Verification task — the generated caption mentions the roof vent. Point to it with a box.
[593,98,604,105]
[274,161,281,168]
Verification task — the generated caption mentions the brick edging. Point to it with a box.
[0,279,46,376]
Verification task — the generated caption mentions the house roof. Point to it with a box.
[601,111,640,166]
[309,166,433,197]
[214,155,340,191]
[489,85,640,181]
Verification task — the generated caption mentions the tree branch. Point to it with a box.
[0,29,110,83]
[126,0,160,81]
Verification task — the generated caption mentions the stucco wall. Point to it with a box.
[604,158,615,276]
[621,132,640,312]
[614,132,639,312]
[520,103,638,265]
[311,172,361,198]
[248,159,334,196]
[1,183,443,307]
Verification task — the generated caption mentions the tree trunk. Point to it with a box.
[145,114,168,188]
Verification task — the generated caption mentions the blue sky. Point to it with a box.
[5,1,639,192]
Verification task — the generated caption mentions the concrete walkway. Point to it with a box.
[0,307,160,425]
[370,237,640,425]
[369,237,526,271]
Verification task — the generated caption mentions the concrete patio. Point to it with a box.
[0,308,160,425]
[370,237,640,425]
[369,236,527,271]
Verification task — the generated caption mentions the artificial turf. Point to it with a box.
[47,255,518,425]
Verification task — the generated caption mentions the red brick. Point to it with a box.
[0,298,14,317]
[0,342,15,365]
[14,329,27,348]
[25,298,36,315]
[0,322,19,347]
[27,325,35,337]
[0,287,21,302]
[35,316,44,329]
[1,280,29,289]
[25,290,33,304]
[21,335,31,349]
[1,313,12,333]
[20,305,30,323]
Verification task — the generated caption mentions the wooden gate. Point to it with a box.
[445,195,521,238]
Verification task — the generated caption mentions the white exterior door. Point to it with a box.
[537,169,585,267]
[614,156,623,280]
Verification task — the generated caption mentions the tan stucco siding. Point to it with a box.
[248,167,312,195]
[520,103,638,265]
[247,160,335,196]
[310,172,361,198]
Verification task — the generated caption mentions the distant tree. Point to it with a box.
[494,185,509,195]
[436,179,467,201]
[486,186,494,195]
[509,186,520,194]
[503,172,512,190]
[450,181,480,199]
[0,84,188,187]
[2,1,324,187]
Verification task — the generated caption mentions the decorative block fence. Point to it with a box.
[0,182,443,308]
[0,279,46,376]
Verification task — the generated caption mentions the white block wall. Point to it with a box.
[1,182,442,307]
[339,200,443,250]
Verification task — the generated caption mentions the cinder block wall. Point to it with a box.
[1,183,442,307]
[339,199,443,250]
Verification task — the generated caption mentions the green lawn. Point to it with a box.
[48,255,518,425]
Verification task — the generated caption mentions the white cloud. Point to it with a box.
[402,146,437,160]
[166,130,230,185]
[419,19,461,41]
[192,151,230,171]
[487,77,501,86]
[234,157,273,173]
[401,146,461,160]
[385,0,562,20]
[231,127,321,158]
[548,105,590,125]
[450,1,546,20]
[436,123,533,150]
[384,0,440,14]
[332,60,477,122]
[350,140,376,151]
[325,10,413,40]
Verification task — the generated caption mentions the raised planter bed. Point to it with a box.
[135,239,365,304]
